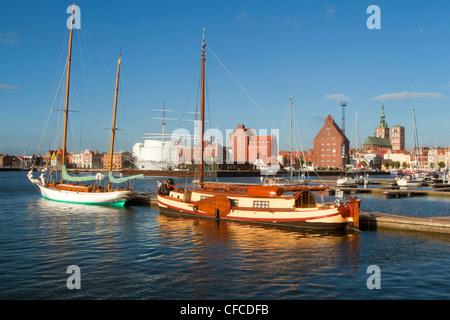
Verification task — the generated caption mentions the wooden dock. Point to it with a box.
[360,211,450,234]
[327,186,450,198]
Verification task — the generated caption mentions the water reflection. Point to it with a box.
[156,213,362,299]
[25,198,135,263]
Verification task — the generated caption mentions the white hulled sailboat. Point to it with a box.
[28,4,143,206]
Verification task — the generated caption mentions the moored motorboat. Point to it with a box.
[336,176,357,187]
[396,174,424,188]
[261,176,309,188]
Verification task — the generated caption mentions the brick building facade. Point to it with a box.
[313,115,349,170]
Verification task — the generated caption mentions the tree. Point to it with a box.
[438,161,446,170]
[384,161,390,169]
[402,162,407,169]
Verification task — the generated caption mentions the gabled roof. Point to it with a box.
[315,115,349,142]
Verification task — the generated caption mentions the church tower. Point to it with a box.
[375,105,389,139]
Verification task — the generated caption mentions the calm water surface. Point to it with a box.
[0,172,449,300]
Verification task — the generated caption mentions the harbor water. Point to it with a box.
[1,171,449,300]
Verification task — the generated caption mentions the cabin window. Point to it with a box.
[253,201,269,208]
[200,196,209,200]
[295,192,316,208]
[230,199,239,207]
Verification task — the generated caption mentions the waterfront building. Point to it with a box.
[313,114,349,170]
[383,150,411,167]
[278,150,313,170]
[132,140,178,169]
[248,135,273,163]
[428,147,449,170]
[390,125,405,151]
[70,151,83,168]
[225,124,278,165]
[83,149,102,169]
[102,151,132,169]
[0,154,13,168]
[253,155,280,173]
[228,124,255,163]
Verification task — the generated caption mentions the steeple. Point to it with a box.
[377,104,388,128]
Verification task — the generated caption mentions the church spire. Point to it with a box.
[377,104,388,128]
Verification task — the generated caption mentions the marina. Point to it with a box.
[2,1,450,304]
[1,171,449,300]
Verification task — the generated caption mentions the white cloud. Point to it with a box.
[0,83,19,90]
[372,91,444,101]
[325,93,348,102]
[236,11,247,21]
[325,5,336,18]
[0,32,19,44]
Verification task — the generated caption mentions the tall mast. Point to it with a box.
[199,28,206,187]
[412,109,416,166]
[162,102,166,143]
[289,97,293,180]
[61,3,75,181]
[356,108,359,152]
[108,54,121,190]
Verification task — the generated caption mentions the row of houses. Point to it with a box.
[0,149,133,170]
[42,149,133,169]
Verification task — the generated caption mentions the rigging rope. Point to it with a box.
[206,46,277,129]
[36,30,69,155]
[206,45,289,144]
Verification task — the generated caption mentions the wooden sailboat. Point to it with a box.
[28,4,143,206]
[156,30,360,232]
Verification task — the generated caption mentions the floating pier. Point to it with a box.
[328,186,450,198]
[360,212,450,234]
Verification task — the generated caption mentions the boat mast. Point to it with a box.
[355,108,359,152]
[199,28,206,187]
[108,54,121,190]
[61,3,75,182]
[289,97,293,180]
[412,108,417,169]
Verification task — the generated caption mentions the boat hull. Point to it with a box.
[157,193,351,231]
[397,181,423,187]
[36,184,134,206]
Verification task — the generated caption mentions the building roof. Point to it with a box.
[363,136,392,147]
[314,114,349,142]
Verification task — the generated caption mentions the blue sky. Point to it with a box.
[1,0,450,156]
